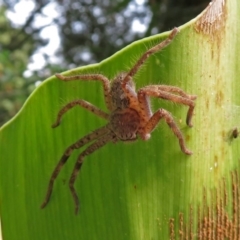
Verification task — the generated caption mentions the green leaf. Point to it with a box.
[0,0,240,239]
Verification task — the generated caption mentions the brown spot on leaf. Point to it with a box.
[205,98,209,110]
[169,218,175,240]
[195,0,227,41]
[169,169,240,239]
[185,134,191,142]
[232,128,239,139]
[215,90,224,107]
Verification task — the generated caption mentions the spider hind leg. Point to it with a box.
[40,126,111,210]
[69,132,116,214]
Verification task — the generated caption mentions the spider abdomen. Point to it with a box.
[109,108,140,141]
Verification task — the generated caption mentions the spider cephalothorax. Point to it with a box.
[41,28,197,214]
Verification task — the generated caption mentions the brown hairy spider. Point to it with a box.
[41,27,197,214]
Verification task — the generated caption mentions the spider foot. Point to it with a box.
[75,204,79,215]
[55,73,64,79]
[40,184,54,209]
[190,95,197,100]
[51,121,60,128]
[169,27,180,39]
[70,184,80,215]
[182,148,192,155]
[186,118,193,128]
[40,201,47,209]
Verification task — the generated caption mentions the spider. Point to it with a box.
[41,27,197,214]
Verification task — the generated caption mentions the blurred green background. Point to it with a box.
[0,0,208,126]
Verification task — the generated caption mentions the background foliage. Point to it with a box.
[0,0,209,126]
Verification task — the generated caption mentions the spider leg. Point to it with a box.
[122,27,179,86]
[139,109,192,155]
[138,86,196,127]
[69,132,116,214]
[41,125,110,209]
[55,73,112,110]
[146,85,197,100]
[52,99,109,128]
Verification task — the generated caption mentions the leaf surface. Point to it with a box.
[0,0,240,239]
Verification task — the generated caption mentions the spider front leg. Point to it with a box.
[55,73,113,111]
[139,108,192,155]
[41,126,110,211]
[52,99,109,128]
[138,86,196,127]
[122,27,179,85]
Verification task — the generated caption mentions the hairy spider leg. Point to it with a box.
[146,85,197,100]
[136,84,196,124]
[55,73,112,110]
[138,86,196,127]
[69,132,116,214]
[122,27,179,86]
[52,99,109,128]
[41,126,110,209]
[140,108,192,155]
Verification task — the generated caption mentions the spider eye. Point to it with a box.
[120,132,137,141]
